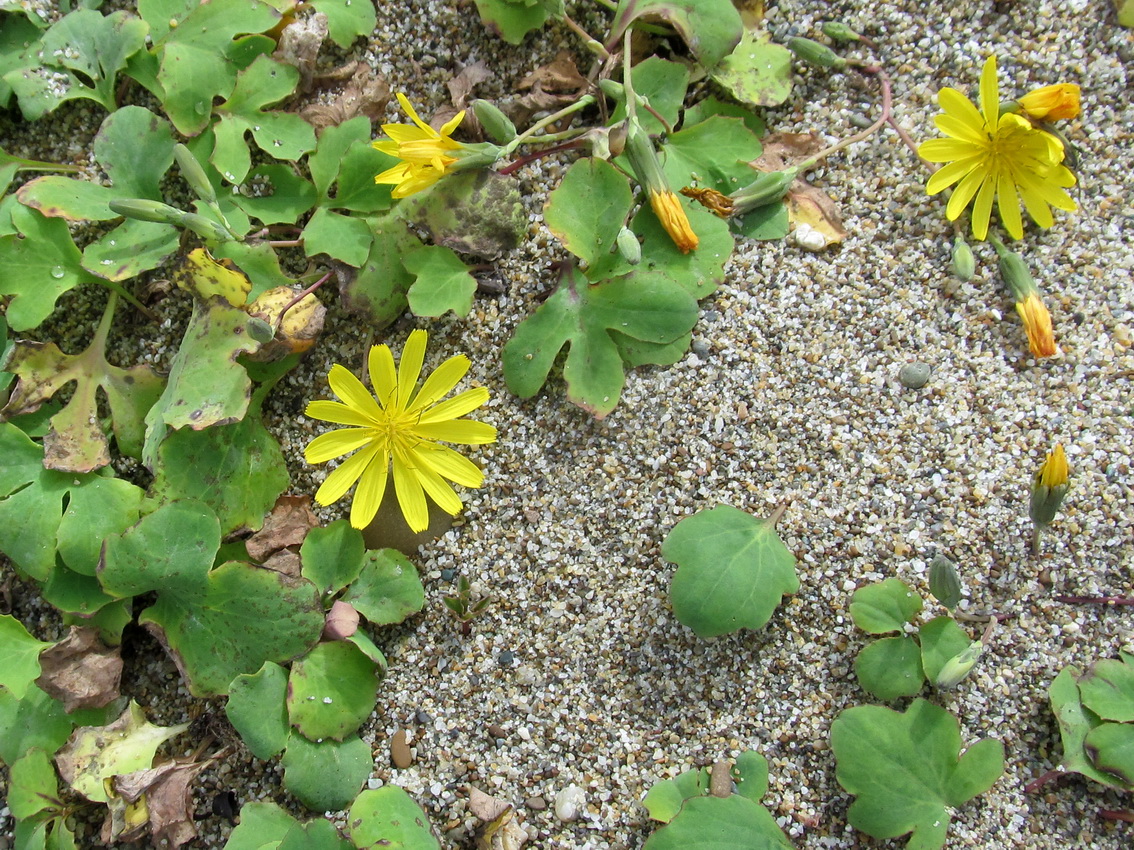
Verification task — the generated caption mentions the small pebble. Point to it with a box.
[487,723,508,739]
[525,796,547,811]
[391,729,413,769]
[554,785,586,822]
[498,650,515,665]
[899,362,932,389]
[440,568,455,581]
[416,709,433,724]
[691,339,711,356]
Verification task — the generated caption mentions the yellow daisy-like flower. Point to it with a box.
[919,56,1077,241]
[304,331,496,532]
[1017,83,1080,121]
[373,93,466,199]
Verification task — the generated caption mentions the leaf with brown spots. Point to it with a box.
[35,626,122,712]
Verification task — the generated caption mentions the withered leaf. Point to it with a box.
[301,62,391,133]
[470,786,528,850]
[273,10,330,93]
[112,755,217,849]
[753,131,824,171]
[448,61,494,109]
[518,51,588,93]
[35,626,123,712]
[753,132,846,248]
[245,495,319,562]
[261,549,303,578]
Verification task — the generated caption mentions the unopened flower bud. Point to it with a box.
[990,238,1037,301]
[472,99,517,144]
[928,555,962,609]
[935,640,983,690]
[729,168,797,215]
[615,226,641,265]
[821,22,861,43]
[787,37,847,70]
[1030,444,1069,528]
[108,198,186,225]
[179,212,237,243]
[950,236,975,281]
[1017,83,1081,121]
[174,143,217,206]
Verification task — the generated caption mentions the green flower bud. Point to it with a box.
[179,212,236,243]
[950,236,976,282]
[108,198,187,225]
[928,555,962,609]
[174,143,217,206]
[599,79,625,102]
[821,22,861,43]
[472,99,517,144]
[934,640,983,690]
[787,37,847,70]
[615,226,641,265]
[729,167,798,215]
[990,237,1038,301]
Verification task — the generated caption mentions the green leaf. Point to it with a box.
[1048,665,1122,789]
[609,57,689,135]
[300,520,366,597]
[214,240,293,299]
[338,218,421,329]
[1084,722,1134,787]
[853,636,924,701]
[642,767,709,824]
[309,0,376,48]
[278,818,352,850]
[281,733,372,812]
[502,266,698,417]
[149,402,290,536]
[0,14,42,110]
[682,96,765,136]
[1078,657,1134,722]
[9,748,59,820]
[220,801,303,850]
[661,505,799,638]
[733,199,790,241]
[403,244,477,318]
[919,615,974,685]
[544,157,633,267]
[83,218,182,282]
[346,786,440,849]
[849,578,922,634]
[831,699,1004,850]
[622,202,734,299]
[0,204,94,331]
[608,0,742,70]
[347,631,388,675]
[211,55,315,184]
[232,164,317,225]
[0,615,51,700]
[660,116,762,193]
[303,206,374,267]
[340,548,426,626]
[711,30,793,108]
[55,701,189,804]
[33,9,147,112]
[287,641,378,741]
[643,795,792,849]
[0,685,74,765]
[733,751,770,803]
[141,559,324,697]
[471,0,561,44]
[327,140,396,214]
[225,661,290,760]
[308,116,371,198]
[133,0,281,135]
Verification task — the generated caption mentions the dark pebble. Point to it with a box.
[416,709,433,724]
[498,650,515,665]
[487,723,507,739]
[899,362,931,389]
[691,339,711,356]
[526,796,548,810]
[440,568,455,581]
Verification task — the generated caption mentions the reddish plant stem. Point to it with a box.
[1023,768,1065,794]
[268,239,304,248]
[499,139,586,176]
[1054,595,1134,606]
[275,271,333,333]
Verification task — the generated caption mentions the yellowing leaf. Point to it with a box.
[787,181,847,249]
[173,248,251,307]
[54,701,189,803]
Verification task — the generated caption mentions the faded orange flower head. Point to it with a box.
[1015,292,1057,358]
[1018,84,1080,121]
[649,189,699,253]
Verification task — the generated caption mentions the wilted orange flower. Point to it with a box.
[649,189,699,253]
[1015,292,1056,358]
[1018,84,1080,121]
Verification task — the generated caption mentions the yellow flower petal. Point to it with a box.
[418,386,490,424]
[397,330,428,409]
[315,442,382,506]
[996,170,1023,240]
[327,364,382,418]
[937,87,984,129]
[415,419,497,445]
[349,448,389,529]
[392,448,429,532]
[305,428,378,464]
[414,465,464,517]
[979,56,1000,130]
[918,138,981,163]
[926,156,981,195]
[439,110,466,138]
[970,176,997,241]
[416,444,484,488]
[369,344,397,407]
[396,92,432,134]
[408,354,469,413]
[305,400,375,428]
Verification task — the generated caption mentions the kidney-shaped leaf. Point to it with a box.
[831,699,1004,850]
[347,786,440,850]
[287,641,378,742]
[643,794,792,850]
[340,549,425,626]
[849,578,922,634]
[1077,656,1134,723]
[661,505,799,638]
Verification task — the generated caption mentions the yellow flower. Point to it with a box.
[919,56,1077,241]
[304,331,496,532]
[1038,443,1069,491]
[1018,83,1080,121]
[1014,292,1057,358]
[373,93,466,198]
[648,189,699,253]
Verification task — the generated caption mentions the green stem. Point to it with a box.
[94,278,159,324]
[91,290,119,351]
[562,13,610,60]
[500,96,596,156]
[592,0,617,9]
[515,126,591,145]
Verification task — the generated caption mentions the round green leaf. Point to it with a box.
[711,30,793,108]
[1084,722,1134,787]
[300,520,366,597]
[226,662,289,760]
[544,157,633,267]
[0,684,74,765]
[849,578,922,634]
[287,642,378,742]
[281,733,371,812]
[642,767,709,824]
[347,786,440,849]
[662,505,799,638]
[341,549,425,626]
[1078,657,1134,723]
[919,615,974,685]
[643,794,792,849]
[854,635,924,701]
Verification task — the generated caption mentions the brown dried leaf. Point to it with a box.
[448,61,494,109]
[787,181,847,249]
[301,62,391,132]
[245,495,319,562]
[111,756,216,849]
[753,131,824,171]
[272,10,329,93]
[518,51,587,93]
[261,548,303,578]
[35,626,122,712]
[470,786,528,850]
[322,600,360,641]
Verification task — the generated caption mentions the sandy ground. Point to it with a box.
[3,0,1134,847]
